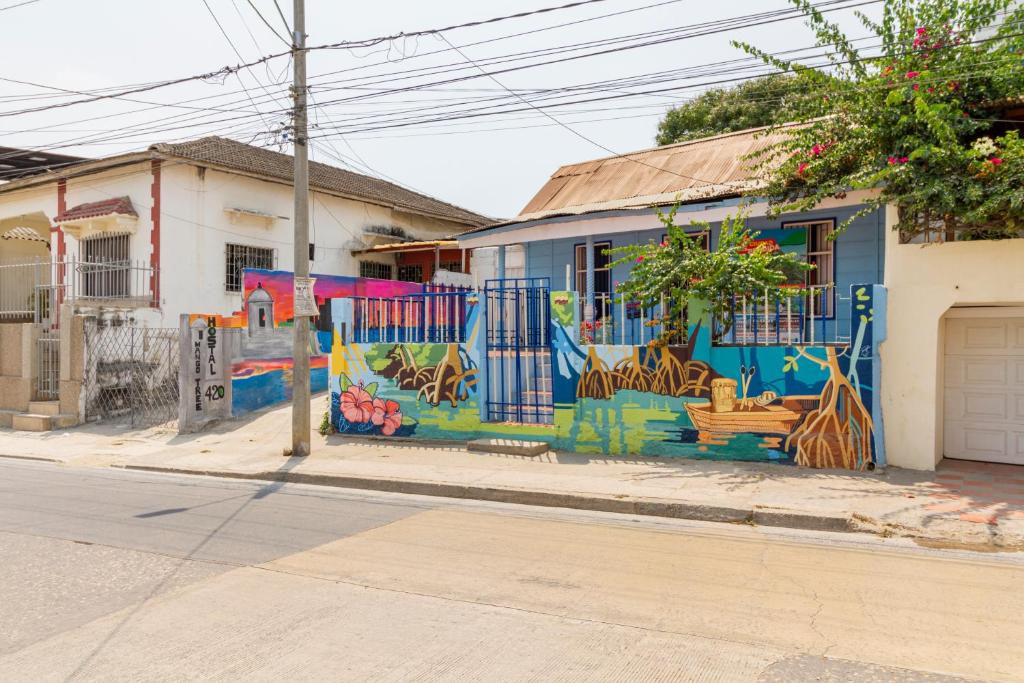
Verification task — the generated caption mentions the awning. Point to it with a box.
[55,196,137,224]
[55,196,138,238]
[1,226,48,243]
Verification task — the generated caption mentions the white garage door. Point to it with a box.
[944,315,1024,464]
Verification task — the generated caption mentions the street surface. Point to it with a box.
[0,457,1020,682]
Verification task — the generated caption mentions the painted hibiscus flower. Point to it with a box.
[371,398,403,436]
[340,384,374,424]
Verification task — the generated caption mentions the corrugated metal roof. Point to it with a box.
[502,124,796,226]
[352,240,459,255]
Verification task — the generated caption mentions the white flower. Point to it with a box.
[972,137,997,156]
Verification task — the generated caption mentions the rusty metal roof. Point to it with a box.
[505,124,797,225]
[352,240,459,255]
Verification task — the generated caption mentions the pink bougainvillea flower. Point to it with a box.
[660,241,668,248]
[340,384,374,424]
[635,255,645,263]
[887,156,897,165]
[811,144,823,156]
[900,156,909,164]
[371,398,402,436]
[926,86,935,93]
[912,83,920,91]
[991,158,1004,165]
[916,27,927,36]
[905,71,920,79]
[797,162,808,175]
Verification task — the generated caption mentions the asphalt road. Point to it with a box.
[0,457,1020,682]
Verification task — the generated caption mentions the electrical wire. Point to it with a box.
[245,0,291,46]
[0,0,39,11]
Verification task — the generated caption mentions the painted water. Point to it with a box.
[350,385,793,463]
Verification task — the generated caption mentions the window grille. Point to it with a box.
[359,261,393,280]
[439,261,462,273]
[225,244,275,292]
[81,233,130,298]
[397,264,423,283]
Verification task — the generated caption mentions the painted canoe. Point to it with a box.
[684,396,819,436]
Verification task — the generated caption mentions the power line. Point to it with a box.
[245,0,291,46]
[438,32,719,186]
[0,0,39,11]
[271,0,292,36]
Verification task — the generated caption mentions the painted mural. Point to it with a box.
[189,269,423,416]
[328,284,882,470]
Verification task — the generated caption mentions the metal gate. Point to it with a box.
[484,278,553,424]
[83,320,180,427]
[35,330,60,400]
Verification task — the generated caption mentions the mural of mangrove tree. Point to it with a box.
[370,343,477,407]
[576,321,719,400]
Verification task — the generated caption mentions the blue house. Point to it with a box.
[458,125,885,348]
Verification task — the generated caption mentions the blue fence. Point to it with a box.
[351,284,471,343]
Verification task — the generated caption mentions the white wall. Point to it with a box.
[880,205,1024,470]
[0,159,472,328]
[158,164,468,324]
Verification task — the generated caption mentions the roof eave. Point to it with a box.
[0,151,154,195]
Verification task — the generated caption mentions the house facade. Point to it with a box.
[0,137,487,430]
[447,125,1024,472]
[0,136,489,328]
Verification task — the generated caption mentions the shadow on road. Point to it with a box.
[66,454,308,680]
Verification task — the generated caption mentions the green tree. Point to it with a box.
[734,0,1024,239]
[607,209,810,346]
[655,74,816,145]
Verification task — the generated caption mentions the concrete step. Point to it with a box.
[28,400,61,416]
[12,413,52,432]
[0,409,18,429]
[10,412,78,432]
[467,438,550,457]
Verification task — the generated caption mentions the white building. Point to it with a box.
[0,136,489,326]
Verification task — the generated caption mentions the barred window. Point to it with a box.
[439,261,462,273]
[226,244,275,293]
[359,261,393,280]
[397,264,423,283]
[81,233,130,298]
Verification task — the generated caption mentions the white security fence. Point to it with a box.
[0,258,158,324]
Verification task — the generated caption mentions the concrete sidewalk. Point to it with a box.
[2,399,1023,550]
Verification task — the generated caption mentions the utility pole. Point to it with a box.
[290,0,311,457]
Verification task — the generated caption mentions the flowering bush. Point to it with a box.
[334,374,405,436]
[735,0,1024,240]
[607,210,810,346]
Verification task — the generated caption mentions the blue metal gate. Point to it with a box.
[484,278,553,425]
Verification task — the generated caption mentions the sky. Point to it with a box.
[0,0,881,219]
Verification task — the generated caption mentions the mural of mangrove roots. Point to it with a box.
[645,347,715,398]
[610,347,653,392]
[577,346,614,399]
[417,344,476,408]
[785,347,874,470]
[379,344,476,407]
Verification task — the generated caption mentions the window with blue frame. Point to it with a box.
[781,219,836,317]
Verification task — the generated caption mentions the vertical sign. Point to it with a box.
[178,315,232,433]
[293,276,319,317]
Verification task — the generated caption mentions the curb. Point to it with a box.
[120,464,857,533]
[0,453,62,464]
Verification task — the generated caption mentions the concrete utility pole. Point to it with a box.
[290,0,311,457]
